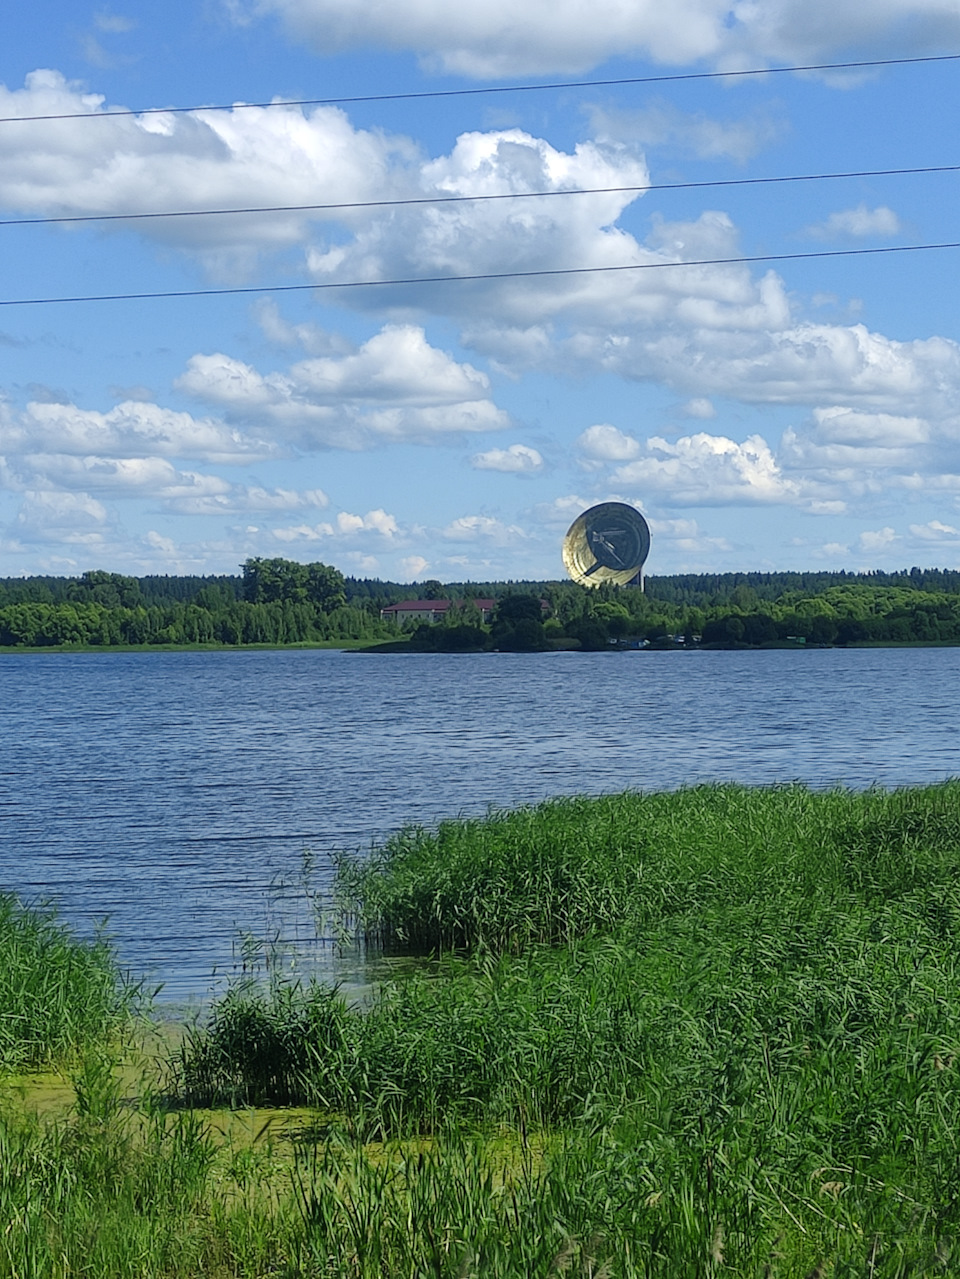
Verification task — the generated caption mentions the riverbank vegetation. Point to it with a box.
[0,894,137,1071]
[181,783,960,1273]
[6,561,960,649]
[5,784,956,1274]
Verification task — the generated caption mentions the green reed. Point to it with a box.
[0,892,137,1070]
[0,1049,243,1279]
[3,1086,957,1276]
[179,887,960,1143]
[165,784,960,1272]
[10,783,960,1275]
[336,781,960,956]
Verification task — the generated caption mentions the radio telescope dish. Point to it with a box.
[562,502,650,588]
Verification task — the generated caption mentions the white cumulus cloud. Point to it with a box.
[15,490,111,544]
[585,322,960,420]
[6,399,277,464]
[806,205,903,240]
[809,406,930,447]
[613,432,799,505]
[166,485,330,516]
[400,555,430,577]
[908,520,960,542]
[306,130,791,336]
[0,69,419,272]
[471,444,543,473]
[239,0,960,78]
[858,527,899,552]
[588,101,782,163]
[682,398,716,419]
[271,507,400,542]
[16,454,230,499]
[774,402,960,506]
[177,324,508,448]
[647,515,732,554]
[576,424,641,462]
[441,515,528,544]
[336,508,399,536]
[530,494,592,525]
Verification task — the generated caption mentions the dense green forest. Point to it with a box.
[0,562,387,648]
[3,559,960,648]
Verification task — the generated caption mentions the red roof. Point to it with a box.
[381,599,496,612]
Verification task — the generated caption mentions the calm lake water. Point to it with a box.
[1,646,958,1001]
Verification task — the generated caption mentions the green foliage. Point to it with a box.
[6,567,960,649]
[163,783,960,1272]
[0,596,394,648]
[177,978,349,1109]
[437,623,487,651]
[188,785,960,1123]
[0,1073,221,1279]
[241,557,346,611]
[341,783,960,954]
[5,1093,959,1276]
[645,566,960,606]
[10,786,960,1274]
[67,570,143,610]
[493,594,544,625]
[288,1121,960,1277]
[490,593,548,651]
[563,614,610,650]
[490,617,547,651]
[0,894,136,1070]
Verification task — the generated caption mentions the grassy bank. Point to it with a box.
[0,893,137,1071]
[337,782,960,954]
[7,786,960,1274]
[0,638,385,655]
[172,784,960,1273]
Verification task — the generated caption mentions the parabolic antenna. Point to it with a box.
[562,502,650,588]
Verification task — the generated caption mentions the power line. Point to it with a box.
[2,240,958,308]
[3,163,958,230]
[3,52,959,125]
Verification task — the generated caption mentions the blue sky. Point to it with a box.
[2,1,960,582]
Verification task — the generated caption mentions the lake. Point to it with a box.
[1,645,958,1001]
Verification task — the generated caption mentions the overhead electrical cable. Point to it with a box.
[2,163,959,230]
[2,52,959,125]
[2,240,959,309]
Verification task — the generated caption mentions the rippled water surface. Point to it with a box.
[2,646,958,998]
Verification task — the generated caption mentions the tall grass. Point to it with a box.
[11,783,960,1275]
[168,783,960,1271]
[182,784,960,1144]
[0,1050,245,1279]
[288,1122,960,1277]
[0,892,136,1070]
[336,782,960,955]
[179,888,960,1140]
[3,1088,956,1275]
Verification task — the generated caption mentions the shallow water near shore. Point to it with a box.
[2,644,958,1000]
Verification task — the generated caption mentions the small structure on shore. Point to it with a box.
[562,502,650,589]
[379,599,496,625]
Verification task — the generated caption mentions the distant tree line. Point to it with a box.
[642,567,960,607]
[0,569,244,608]
[4,561,960,649]
[0,561,391,648]
[406,579,960,651]
[542,578,960,649]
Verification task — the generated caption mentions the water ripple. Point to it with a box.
[2,646,958,997]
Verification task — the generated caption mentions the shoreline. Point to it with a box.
[6,782,960,1271]
[0,638,379,655]
[4,636,960,655]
